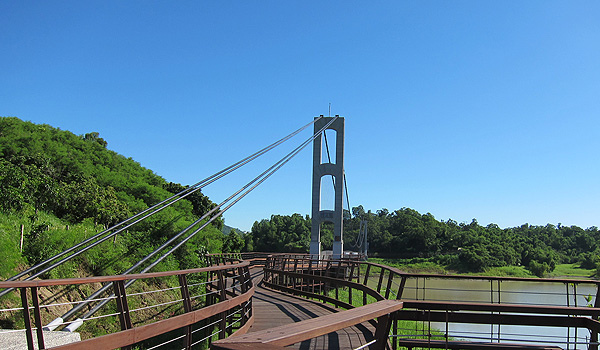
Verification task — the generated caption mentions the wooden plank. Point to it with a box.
[246,268,378,349]
[215,299,403,347]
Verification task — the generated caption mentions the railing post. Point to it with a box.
[377,267,385,294]
[244,266,254,324]
[348,285,353,306]
[373,313,393,350]
[592,282,600,350]
[217,270,228,339]
[113,280,133,331]
[178,274,193,350]
[20,288,35,350]
[281,258,286,287]
[349,262,355,283]
[31,287,45,350]
[385,271,394,299]
[396,276,407,300]
[363,264,371,285]
[292,269,297,291]
[392,319,398,350]
[363,264,371,305]
[238,267,250,326]
[113,280,133,350]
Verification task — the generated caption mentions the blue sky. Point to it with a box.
[2,1,599,231]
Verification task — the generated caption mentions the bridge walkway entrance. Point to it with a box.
[246,267,376,349]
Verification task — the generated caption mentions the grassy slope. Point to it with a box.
[0,118,226,339]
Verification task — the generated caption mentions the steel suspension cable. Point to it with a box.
[343,168,366,251]
[140,115,339,273]
[57,116,336,329]
[1,117,321,298]
[343,171,351,214]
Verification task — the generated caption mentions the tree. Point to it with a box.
[83,132,108,148]
[249,214,311,253]
[223,231,244,253]
[352,205,366,219]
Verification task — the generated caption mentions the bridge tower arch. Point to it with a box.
[310,116,344,259]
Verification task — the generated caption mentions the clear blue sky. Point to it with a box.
[2,1,599,231]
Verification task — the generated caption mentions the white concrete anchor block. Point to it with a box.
[43,317,63,331]
[64,318,83,332]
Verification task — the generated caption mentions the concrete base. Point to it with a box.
[333,241,343,260]
[309,241,321,258]
[0,329,81,350]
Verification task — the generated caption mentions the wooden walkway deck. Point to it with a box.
[247,268,376,349]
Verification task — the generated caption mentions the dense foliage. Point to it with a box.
[249,214,314,253]
[248,206,600,277]
[0,117,225,279]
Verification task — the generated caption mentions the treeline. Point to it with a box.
[0,117,225,279]
[247,206,600,277]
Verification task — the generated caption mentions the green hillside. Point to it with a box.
[0,116,225,280]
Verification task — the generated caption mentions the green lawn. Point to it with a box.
[368,258,597,279]
[550,263,595,278]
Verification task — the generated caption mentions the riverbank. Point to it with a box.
[368,258,597,279]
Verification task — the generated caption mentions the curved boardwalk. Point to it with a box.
[247,268,376,350]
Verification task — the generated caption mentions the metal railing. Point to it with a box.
[204,251,364,268]
[260,254,600,350]
[0,261,254,350]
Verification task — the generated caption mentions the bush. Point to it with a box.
[528,260,551,277]
[579,252,599,269]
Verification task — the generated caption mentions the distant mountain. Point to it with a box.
[222,225,245,235]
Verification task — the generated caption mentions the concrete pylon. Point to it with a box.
[310,116,344,259]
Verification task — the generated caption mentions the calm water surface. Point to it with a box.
[393,277,597,349]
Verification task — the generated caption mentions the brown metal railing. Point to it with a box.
[0,261,254,350]
[205,251,364,268]
[204,252,273,267]
[260,254,600,350]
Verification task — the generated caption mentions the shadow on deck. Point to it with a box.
[247,267,376,349]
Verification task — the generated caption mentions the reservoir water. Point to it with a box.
[390,276,598,349]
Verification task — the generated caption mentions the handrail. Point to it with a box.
[52,286,256,350]
[266,255,600,306]
[1,261,254,350]
[0,261,250,288]
[262,254,600,350]
[278,256,600,286]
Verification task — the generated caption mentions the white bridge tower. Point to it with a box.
[310,116,344,259]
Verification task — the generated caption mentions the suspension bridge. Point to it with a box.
[1,116,600,349]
